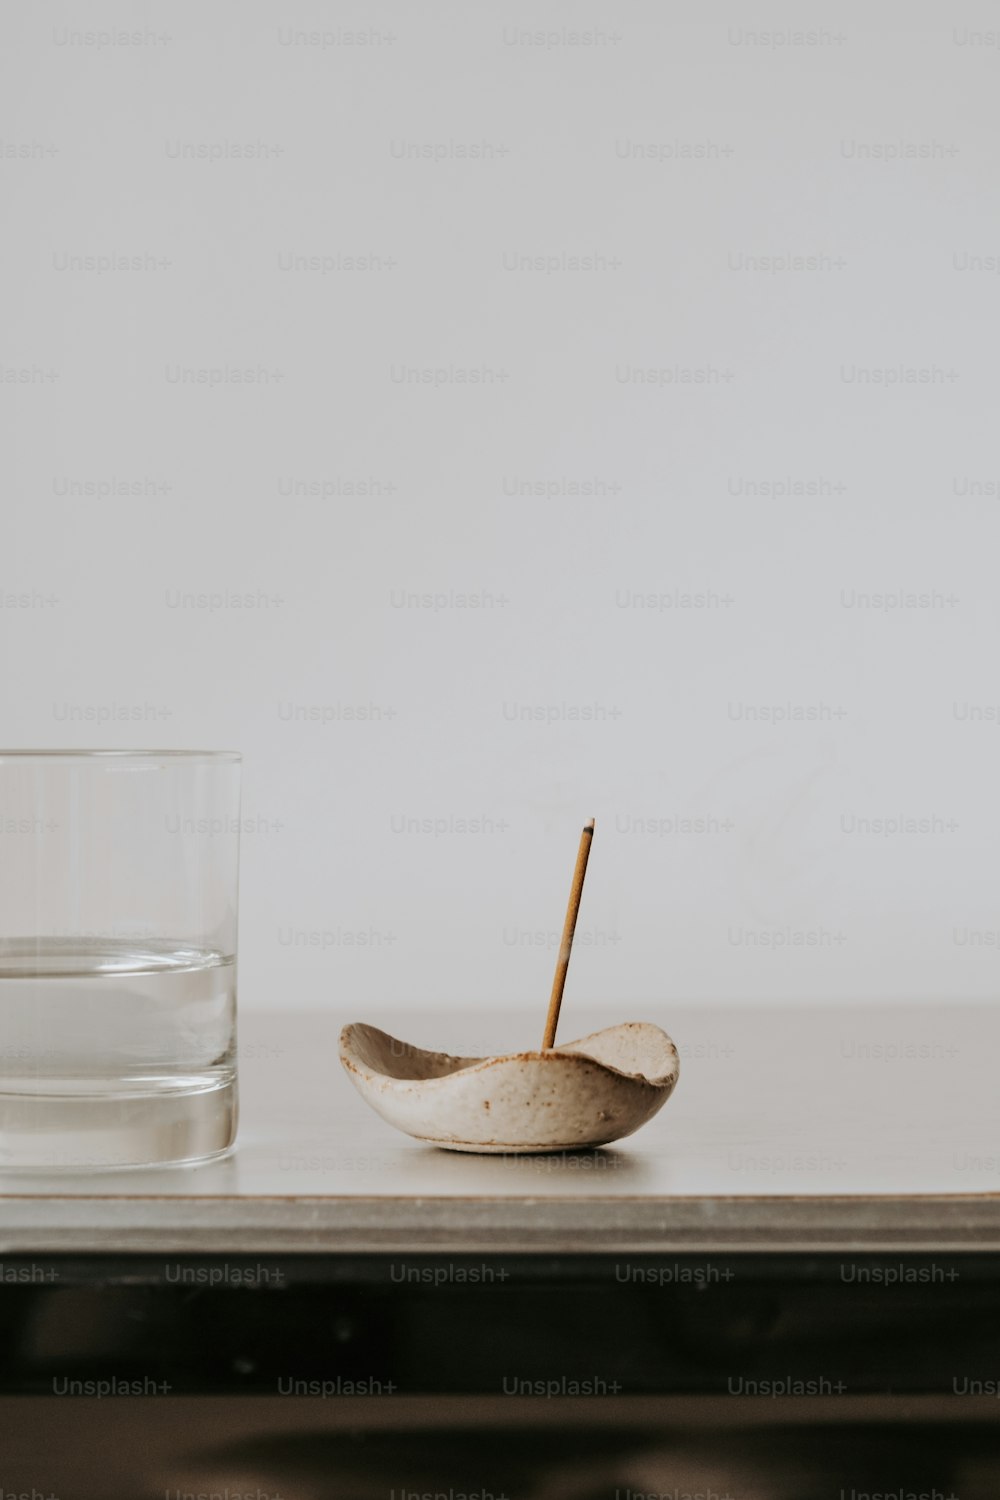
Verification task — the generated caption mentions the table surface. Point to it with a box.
[1,1004,997,1254]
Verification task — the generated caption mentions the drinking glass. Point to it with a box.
[0,750,241,1169]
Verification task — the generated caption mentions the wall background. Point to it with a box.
[4,1,1000,1015]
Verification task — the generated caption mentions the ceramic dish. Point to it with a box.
[339,1020,680,1153]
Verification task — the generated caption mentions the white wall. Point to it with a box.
[4,1,1000,1014]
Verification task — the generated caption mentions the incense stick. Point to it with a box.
[541,818,595,1050]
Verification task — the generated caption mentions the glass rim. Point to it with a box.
[0,749,241,762]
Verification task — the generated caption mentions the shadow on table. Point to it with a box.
[408,1143,657,1187]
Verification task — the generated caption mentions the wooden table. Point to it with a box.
[0,1003,997,1252]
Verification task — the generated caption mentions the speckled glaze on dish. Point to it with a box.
[338,1021,680,1152]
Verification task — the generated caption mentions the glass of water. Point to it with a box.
[0,750,241,1170]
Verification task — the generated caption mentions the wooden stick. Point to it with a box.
[541,819,595,1050]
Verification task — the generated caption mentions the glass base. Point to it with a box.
[0,1076,237,1170]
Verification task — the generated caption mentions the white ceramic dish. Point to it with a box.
[339,1021,680,1153]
